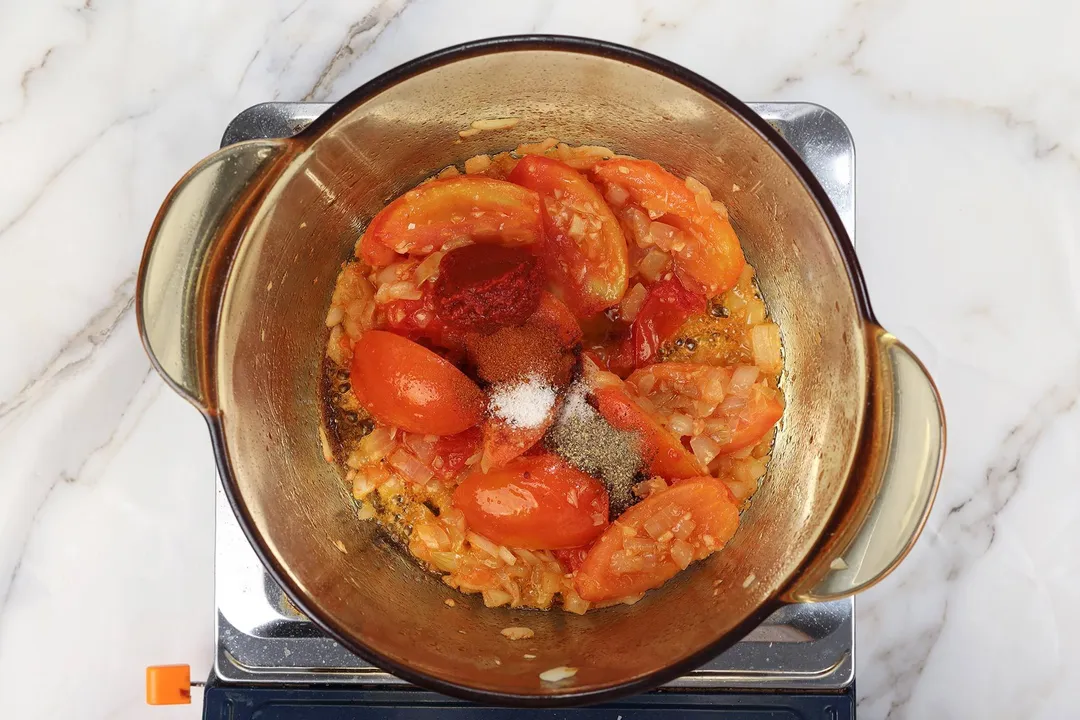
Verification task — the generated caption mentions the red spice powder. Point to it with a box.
[467,323,573,387]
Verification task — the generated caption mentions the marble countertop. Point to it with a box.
[2,1,1078,718]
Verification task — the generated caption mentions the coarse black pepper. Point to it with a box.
[545,382,644,516]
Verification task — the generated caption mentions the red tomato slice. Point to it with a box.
[480,414,553,471]
[612,277,704,373]
[591,159,745,297]
[591,378,704,479]
[627,363,784,455]
[715,383,784,454]
[350,330,484,435]
[553,546,591,574]
[381,284,467,352]
[453,454,609,550]
[509,156,629,316]
[359,176,543,267]
[431,427,482,481]
[575,479,740,602]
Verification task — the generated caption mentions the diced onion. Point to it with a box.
[744,299,767,325]
[389,448,434,485]
[690,434,723,466]
[403,433,437,464]
[568,214,587,241]
[467,532,502,558]
[729,366,761,396]
[724,477,757,502]
[352,466,386,499]
[375,281,422,304]
[416,522,451,551]
[644,504,684,540]
[619,283,648,322]
[623,536,658,556]
[702,369,727,405]
[648,221,684,252]
[482,588,513,607]
[672,514,697,540]
[668,413,695,437]
[637,249,671,282]
[671,539,694,570]
[734,457,769,484]
[605,183,630,207]
[498,546,518,566]
[711,199,729,221]
[357,427,396,464]
[684,175,713,200]
[356,502,376,521]
[414,251,445,285]
[540,666,578,682]
[430,551,459,572]
[343,298,376,338]
[633,477,669,498]
[620,206,652,247]
[632,370,656,396]
[325,305,345,327]
[375,263,405,286]
[464,154,492,174]
[751,323,783,374]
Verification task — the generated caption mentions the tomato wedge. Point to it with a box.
[626,363,784,455]
[714,382,784,454]
[359,176,543,267]
[591,375,704,479]
[431,427,482,481]
[606,277,704,374]
[480,414,553,471]
[575,479,740,602]
[591,159,745,297]
[509,156,629,316]
[453,454,609,550]
[350,330,484,435]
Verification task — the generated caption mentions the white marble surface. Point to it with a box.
[1,0,1078,717]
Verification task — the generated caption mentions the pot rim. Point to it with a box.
[207,34,874,706]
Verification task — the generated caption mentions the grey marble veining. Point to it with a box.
[1,1,1078,718]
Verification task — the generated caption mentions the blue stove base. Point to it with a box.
[203,682,854,719]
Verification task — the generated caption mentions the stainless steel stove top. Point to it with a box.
[213,101,856,692]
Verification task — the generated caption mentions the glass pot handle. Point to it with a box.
[136,139,290,410]
[785,325,946,601]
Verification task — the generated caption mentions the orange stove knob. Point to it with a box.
[145,664,193,705]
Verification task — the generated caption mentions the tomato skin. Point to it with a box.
[359,176,543,267]
[575,478,740,602]
[453,454,610,550]
[509,156,629,316]
[614,277,705,373]
[716,384,784,454]
[350,330,484,435]
[592,379,705,479]
[480,414,553,471]
[382,285,467,352]
[431,427,482,481]
[591,159,745,297]
[553,546,591,574]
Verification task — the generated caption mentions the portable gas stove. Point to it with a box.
[196,101,857,718]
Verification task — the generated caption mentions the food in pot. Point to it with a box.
[320,139,784,612]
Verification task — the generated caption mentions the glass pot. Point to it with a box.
[137,36,944,705]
